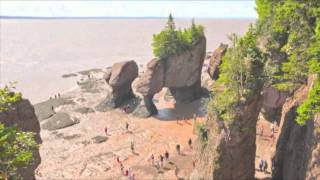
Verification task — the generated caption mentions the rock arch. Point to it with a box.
[132,37,206,118]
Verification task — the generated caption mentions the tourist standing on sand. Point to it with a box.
[159,155,164,168]
[259,159,264,171]
[130,141,135,153]
[188,138,192,149]
[104,127,108,136]
[164,151,169,163]
[125,122,129,132]
[264,160,268,173]
[176,144,181,155]
[150,154,155,165]
[260,124,264,136]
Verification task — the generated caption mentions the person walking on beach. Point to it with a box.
[150,154,155,165]
[116,156,121,164]
[264,160,268,173]
[120,163,124,174]
[164,150,169,163]
[159,155,164,168]
[259,159,264,172]
[104,127,108,136]
[125,122,129,132]
[130,141,135,153]
[260,124,264,136]
[188,138,192,149]
[176,144,181,155]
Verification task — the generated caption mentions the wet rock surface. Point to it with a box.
[41,113,79,131]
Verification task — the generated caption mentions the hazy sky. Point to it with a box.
[1,1,257,18]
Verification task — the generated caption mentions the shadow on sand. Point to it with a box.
[154,98,207,121]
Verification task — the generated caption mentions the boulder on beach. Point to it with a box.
[103,60,139,108]
[41,113,79,131]
[208,43,228,80]
[133,37,206,117]
[34,98,75,121]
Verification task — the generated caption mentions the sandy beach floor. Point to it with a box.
[34,69,205,180]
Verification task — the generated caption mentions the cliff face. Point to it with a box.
[0,99,41,180]
[272,75,320,180]
[191,93,262,180]
[133,37,206,117]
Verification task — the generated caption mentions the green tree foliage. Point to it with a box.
[255,0,320,125]
[296,78,320,125]
[0,124,37,179]
[152,14,204,59]
[0,84,37,179]
[0,83,22,111]
[208,26,264,122]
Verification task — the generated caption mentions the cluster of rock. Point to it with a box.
[98,37,207,117]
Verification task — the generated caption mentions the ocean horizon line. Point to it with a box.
[0,16,256,20]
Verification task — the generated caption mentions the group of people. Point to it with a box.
[259,159,268,173]
[49,93,61,100]
[149,150,170,171]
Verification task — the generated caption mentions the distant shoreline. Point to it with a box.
[0,16,256,20]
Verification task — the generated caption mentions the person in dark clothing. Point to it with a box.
[159,155,164,167]
[264,160,268,173]
[164,151,169,161]
[104,127,108,136]
[259,159,264,172]
[125,122,129,131]
[188,138,192,149]
[176,144,181,155]
[130,141,134,153]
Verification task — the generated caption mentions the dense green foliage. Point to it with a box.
[207,0,319,125]
[0,84,37,179]
[296,79,320,125]
[0,83,22,111]
[0,124,37,179]
[255,0,320,125]
[152,14,205,59]
[208,26,264,122]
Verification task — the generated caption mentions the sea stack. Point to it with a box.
[133,37,206,117]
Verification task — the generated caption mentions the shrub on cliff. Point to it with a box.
[0,82,22,111]
[152,14,204,59]
[0,84,37,179]
[255,0,320,125]
[208,26,264,122]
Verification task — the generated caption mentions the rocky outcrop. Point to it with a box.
[191,93,262,180]
[207,43,228,80]
[272,75,319,180]
[261,86,288,123]
[133,37,206,117]
[102,60,138,109]
[0,99,41,180]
